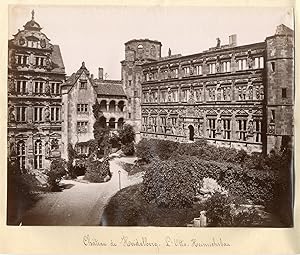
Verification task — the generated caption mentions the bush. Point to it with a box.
[142,159,196,208]
[7,159,39,225]
[84,156,111,183]
[121,141,135,156]
[204,192,263,227]
[136,139,179,162]
[46,158,67,191]
[118,124,135,145]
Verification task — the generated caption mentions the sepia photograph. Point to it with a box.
[6,5,294,228]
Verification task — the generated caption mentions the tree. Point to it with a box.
[46,158,67,191]
[118,124,135,155]
[92,100,111,157]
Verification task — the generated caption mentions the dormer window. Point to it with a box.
[35,56,45,67]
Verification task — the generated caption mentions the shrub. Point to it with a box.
[46,158,67,191]
[118,124,135,145]
[84,156,111,183]
[204,192,264,227]
[109,133,121,149]
[121,141,135,156]
[7,158,39,225]
[142,159,196,208]
[136,139,179,162]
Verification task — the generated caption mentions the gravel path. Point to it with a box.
[21,156,141,226]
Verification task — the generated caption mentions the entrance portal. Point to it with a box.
[188,125,194,141]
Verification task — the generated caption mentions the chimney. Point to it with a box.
[229,34,237,47]
[98,67,103,80]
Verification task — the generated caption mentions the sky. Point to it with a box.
[8,5,293,80]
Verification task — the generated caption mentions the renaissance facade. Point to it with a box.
[7,11,66,172]
[61,63,126,159]
[122,24,294,153]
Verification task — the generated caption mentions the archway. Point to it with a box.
[117,118,124,129]
[100,100,107,111]
[109,101,116,112]
[109,118,116,129]
[188,125,194,141]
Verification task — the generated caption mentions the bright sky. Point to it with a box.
[8,6,293,79]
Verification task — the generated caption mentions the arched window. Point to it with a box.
[100,100,107,111]
[34,140,43,169]
[17,140,26,171]
[109,118,116,129]
[118,101,125,112]
[117,118,124,129]
[99,116,107,128]
[109,101,116,112]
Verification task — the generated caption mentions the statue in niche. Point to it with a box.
[248,86,253,100]
[248,120,254,136]
[8,105,15,122]
[216,56,221,72]
[198,123,204,137]
[45,106,50,122]
[45,81,50,95]
[227,87,231,100]
[216,88,221,101]
[45,142,50,157]
[247,50,254,69]
[216,119,222,133]
[190,63,194,75]
[196,89,201,101]
[45,54,52,70]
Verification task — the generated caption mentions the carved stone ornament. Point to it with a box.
[19,37,25,46]
[40,39,46,48]
[45,82,50,95]
[45,106,50,122]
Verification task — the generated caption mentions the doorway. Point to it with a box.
[188,125,194,141]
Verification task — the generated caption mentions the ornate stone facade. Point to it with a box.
[136,24,293,154]
[7,11,66,172]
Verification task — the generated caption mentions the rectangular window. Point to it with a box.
[128,80,132,86]
[128,112,131,119]
[209,63,216,74]
[184,67,190,76]
[237,119,247,141]
[254,119,262,142]
[34,82,44,94]
[33,107,43,122]
[77,104,88,113]
[223,119,231,139]
[282,88,287,98]
[134,90,138,97]
[16,107,26,122]
[16,80,27,94]
[79,80,87,89]
[208,119,216,138]
[175,68,179,78]
[51,83,61,95]
[16,55,28,65]
[50,107,60,121]
[77,121,88,133]
[195,65,202,75]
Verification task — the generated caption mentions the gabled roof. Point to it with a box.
[51,45,65,73]
[94,79,125,97]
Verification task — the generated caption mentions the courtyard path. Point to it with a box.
[21,156,141,226]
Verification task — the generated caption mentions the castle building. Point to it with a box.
[122,24,294,154]
[7,11,66,172]
[61,63,126,159]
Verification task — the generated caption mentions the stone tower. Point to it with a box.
[121,39,162,141]
[265,24,294,153]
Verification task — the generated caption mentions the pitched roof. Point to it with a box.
[93,79,125,97]
[51,45,65,73]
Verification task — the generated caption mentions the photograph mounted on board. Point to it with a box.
[6,5,294,227]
